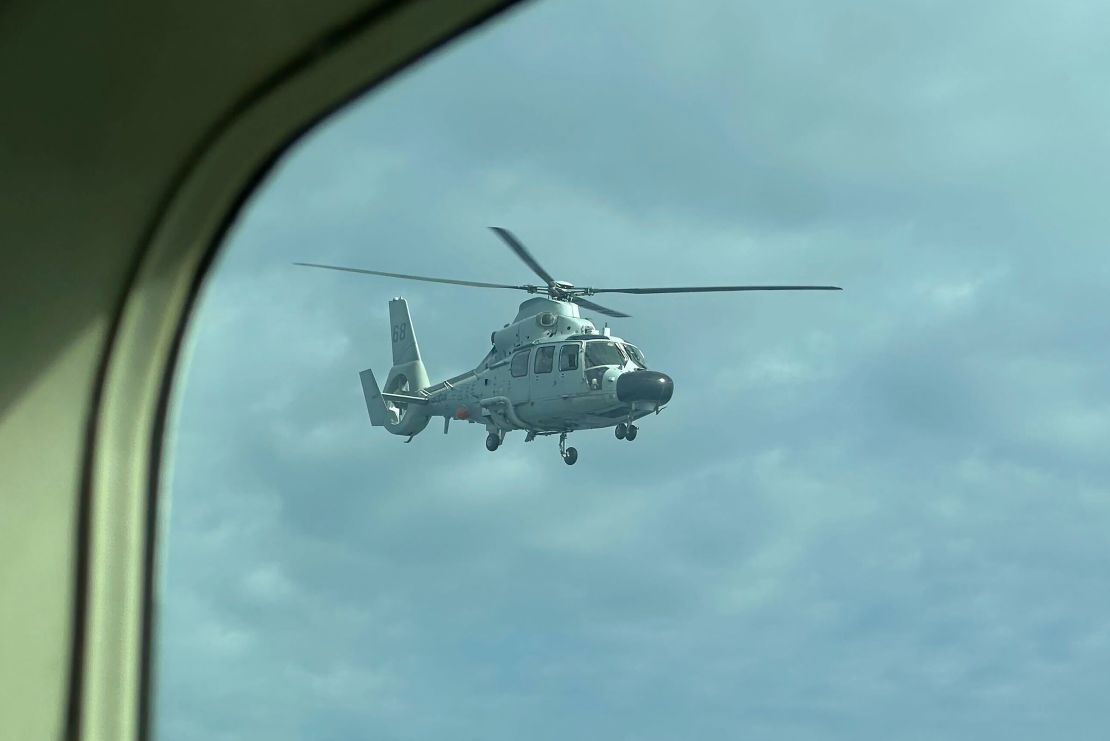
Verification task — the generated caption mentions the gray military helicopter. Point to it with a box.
[296,228,840,465]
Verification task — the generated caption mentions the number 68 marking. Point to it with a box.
[391,322,408,343]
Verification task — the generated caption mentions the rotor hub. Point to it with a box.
[547,280,575,299]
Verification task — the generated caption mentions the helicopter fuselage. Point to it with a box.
[423,297,671,435]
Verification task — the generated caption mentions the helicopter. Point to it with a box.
[296,227,840,465]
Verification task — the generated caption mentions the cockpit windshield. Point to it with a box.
[584,340,626,368]
[622,343,646,368]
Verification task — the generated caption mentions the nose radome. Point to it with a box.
[616,370,674,405]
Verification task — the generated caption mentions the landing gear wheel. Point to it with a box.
[625,425,638,441]
[615,423,627,440]
[485,433,501,452]
[557,431,577,465]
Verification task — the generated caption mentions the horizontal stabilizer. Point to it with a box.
[359,368,389,427]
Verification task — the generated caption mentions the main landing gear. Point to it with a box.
[487,428,577,465]
[615,422,638,441]
[559,432,578,466]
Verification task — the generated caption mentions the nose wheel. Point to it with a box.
[559,432,578,465]
[615,422,638,441]
[485,432,501,451]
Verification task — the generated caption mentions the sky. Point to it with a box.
[153,1,1110,739]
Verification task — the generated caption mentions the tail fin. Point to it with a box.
[384,298,430,393]
[389,298,422,367]
[359,368,390,427]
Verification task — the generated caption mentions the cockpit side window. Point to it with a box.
[535,345,555,374]
[511,348,531,377]
[584,340,626,369]
[623,343,646,368]
[559,343,580,371]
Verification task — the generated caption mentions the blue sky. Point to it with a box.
[154,1,1110,739]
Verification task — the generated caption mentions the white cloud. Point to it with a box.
[242,563,297,603]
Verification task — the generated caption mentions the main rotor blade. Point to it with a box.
[293,262,531,291]
[591,285,843,294]
[574,297,631,318]
[489,227,557,288]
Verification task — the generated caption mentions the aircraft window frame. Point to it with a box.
[534,344,555,374]
[511,348,531,377]
[559,343,580,371]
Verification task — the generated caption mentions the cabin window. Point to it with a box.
[534,345,555,374]
[559,343,580,371]
[510,349,531,377]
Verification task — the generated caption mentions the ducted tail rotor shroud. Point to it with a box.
[382,373,411,425]
[295,226,842,317]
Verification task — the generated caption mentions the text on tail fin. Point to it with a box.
[388,297,422,366]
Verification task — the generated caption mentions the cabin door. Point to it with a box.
[556,342,585,395]
[508,347,532,405]
[530,345,558,402]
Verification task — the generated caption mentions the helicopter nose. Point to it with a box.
[616,370,674,405]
